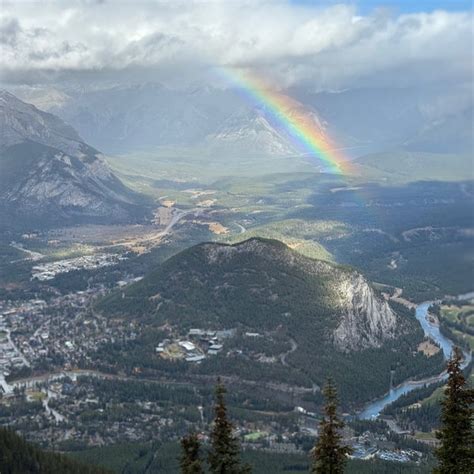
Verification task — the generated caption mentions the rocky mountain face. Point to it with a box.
[13,82,472,157]
[0,90,84,154]
[333,273,398,351]
[205,112,297,156]
[0,90,147,230]
[98,238,434,404]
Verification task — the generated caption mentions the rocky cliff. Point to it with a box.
[333,273,398,351]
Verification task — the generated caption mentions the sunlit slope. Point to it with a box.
[223,219,341,261]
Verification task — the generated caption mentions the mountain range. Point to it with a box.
[0,90,147,231]
[12,83,473,157]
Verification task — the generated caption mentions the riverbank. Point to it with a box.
[358,295,472,420]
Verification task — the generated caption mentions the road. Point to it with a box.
[10,242,44,262]
[280,338,297,366]
[234,222,246,234]
[42,389,65,423]
[104,207,199,249]
[7,329,30,367]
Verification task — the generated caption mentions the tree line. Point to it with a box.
[180,348,473,473]
[0,348,471,473]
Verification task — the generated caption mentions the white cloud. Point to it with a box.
[0,0,471,89]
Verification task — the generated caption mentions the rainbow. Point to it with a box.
[218,68,352,175]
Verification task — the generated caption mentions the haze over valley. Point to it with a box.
[0,1,472,473]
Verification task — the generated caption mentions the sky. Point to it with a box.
[292,0,473,14]
[0,0,472,92]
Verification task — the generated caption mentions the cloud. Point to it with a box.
[0,0,471,90]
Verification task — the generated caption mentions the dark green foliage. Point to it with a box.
[180,433,204,474]
[0,426,109,474]
[382,382,444,433]
[70,440,434,473]
[296,179,474,302]
[208,379,251,474]
[347,458,434,473]
[434,348,474,473]
[382,383,444,415]
[98,238,440,406]
[69,441,181,473]
[311,379,352,473]
[396,404,441,433]
[349,419,390,436]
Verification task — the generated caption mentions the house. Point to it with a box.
[208,343,223,355]
[179,341,196,352]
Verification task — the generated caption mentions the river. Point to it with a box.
[358,300,472,419]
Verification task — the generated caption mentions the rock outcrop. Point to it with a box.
[333,273,398,351]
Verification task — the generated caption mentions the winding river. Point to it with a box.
[358,300,472,419]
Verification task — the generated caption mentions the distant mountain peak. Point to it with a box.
[0,89,84,154]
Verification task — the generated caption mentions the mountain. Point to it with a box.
[20,84,321,156]
[205,110,297,156]
[404,106,474,154]
[293,86,474,156]
[98,238,442,405]
[353,151,473,182]
[0,90,147,230]
[17,83,471,158]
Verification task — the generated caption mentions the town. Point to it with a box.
[0,271,431,466]
[31,253,125,281]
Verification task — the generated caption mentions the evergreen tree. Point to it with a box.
[434,347,474,474]
[180,432,204,474]
[311,378,352,474]
[0,426,109,473]
[208,378,251,474]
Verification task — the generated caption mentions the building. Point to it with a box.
[179,341,196,352]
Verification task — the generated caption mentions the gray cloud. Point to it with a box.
[0,0,471,90]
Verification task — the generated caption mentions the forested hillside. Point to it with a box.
[97,238,443,405]
[0,426,109,474]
